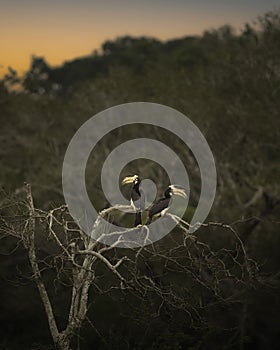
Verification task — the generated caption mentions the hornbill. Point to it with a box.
[122,175,145,226]
[146,185,187,225]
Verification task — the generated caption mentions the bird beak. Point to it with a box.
[121,176,137,185]
[171,186,187,198]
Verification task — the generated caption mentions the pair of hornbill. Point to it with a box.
[122,175,187,226]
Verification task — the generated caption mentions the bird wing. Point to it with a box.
[131,188,145,211]
[149,197,170,217]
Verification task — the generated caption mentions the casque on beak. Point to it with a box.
[170,185,188,198]
[121,175,138,185]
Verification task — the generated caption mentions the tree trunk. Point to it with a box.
[55,333,72,350]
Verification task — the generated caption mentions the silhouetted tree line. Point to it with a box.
[1,11,278,96]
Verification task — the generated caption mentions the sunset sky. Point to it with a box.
[0,0,278,76]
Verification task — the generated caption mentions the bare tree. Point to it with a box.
[0,184,268,350]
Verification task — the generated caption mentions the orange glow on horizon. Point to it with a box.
[0,14,209,77]
[0,1,271,77]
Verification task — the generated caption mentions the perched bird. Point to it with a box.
[147,185,187,225]
[122,175,145,226]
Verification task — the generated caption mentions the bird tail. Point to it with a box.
[134,212,142,226]
[146,216,152,225]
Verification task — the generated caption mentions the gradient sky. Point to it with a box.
[0,0,279,76]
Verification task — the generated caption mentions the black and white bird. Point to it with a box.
[146,185,187,225]
[122,175,145,226]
